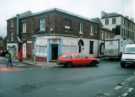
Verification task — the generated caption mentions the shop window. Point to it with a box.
[89,41,94,54]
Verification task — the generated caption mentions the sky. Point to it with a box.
[0,0,134,37]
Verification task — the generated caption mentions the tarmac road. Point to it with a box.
[0,58,134,97]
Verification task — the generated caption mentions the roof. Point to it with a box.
[7,8,98,24]
[91,18,102,26]
[101,12,135,25]
[102,12,121,18]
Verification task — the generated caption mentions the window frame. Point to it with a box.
[105,18,109,25]
[40,18,46,32]
[79,23,83,34]
[10,20,14,28]
[22,23,27,33]
[11,32,14,41]
[112,18,116,24]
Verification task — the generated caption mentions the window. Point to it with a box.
[105,18,109,25]
[64,18,71,30]
[10,20,14,28]
[90,25,94,36]
[93,26,97,34]
[79,23,83,34]
[22,23,27,33]
[35,45,47,56]
[40,18,46,31]
[101,32,104,40]
[89,41,94,54]
[122,18,124,24]
[112,18,116,24]
[11,33,14,41]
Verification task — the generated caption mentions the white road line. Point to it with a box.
[122,92,128,97]
[126,76,134,82]
[114,85,122,90]
[128,87,134,92]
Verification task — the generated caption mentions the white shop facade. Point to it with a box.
[33,35,99,62]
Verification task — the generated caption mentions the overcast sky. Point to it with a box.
[0,0,134,37]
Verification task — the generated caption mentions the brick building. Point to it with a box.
[7,8,105,62]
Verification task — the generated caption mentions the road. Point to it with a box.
[0,58,134,97]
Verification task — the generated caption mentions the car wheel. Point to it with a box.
[64,63,72,68]
[120,62,126,68]
[90,61,98,67]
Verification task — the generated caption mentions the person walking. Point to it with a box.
[5,50,13,67]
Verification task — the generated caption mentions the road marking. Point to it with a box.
[103,93,110,96]
[128,88,134,92]
[114,85,122,90]
[122,92,128,97]
[126,76,134,82]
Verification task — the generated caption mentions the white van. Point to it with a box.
[120,44,135,68]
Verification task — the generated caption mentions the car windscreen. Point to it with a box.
[72,54,89,58]
[125,47,135,54]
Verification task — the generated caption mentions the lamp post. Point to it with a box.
[16,14,23,62]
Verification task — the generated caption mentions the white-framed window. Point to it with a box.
[79,23,83,34]
[105,18,109,25]
[101,32,104,40]
[22,23,27,33]
[35,45,47,56]
[112,17,116,24]
[11,33,14,41]
[40,18,46,31]
[90,25,94,36]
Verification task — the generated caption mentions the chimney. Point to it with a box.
[101,11,107,18]
[130,18,134,22]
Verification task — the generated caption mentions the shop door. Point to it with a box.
[51,44,58,60]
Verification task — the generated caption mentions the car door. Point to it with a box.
[81,56,91,65]
[72,55,83,65]
[72,55,88,65]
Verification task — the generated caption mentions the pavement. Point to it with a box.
[0,57,58,72]
[14,59,58,68]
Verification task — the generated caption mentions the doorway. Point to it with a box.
[51,44,58,61]
[89,41,94,54]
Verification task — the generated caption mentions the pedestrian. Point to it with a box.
[5,50,13,67]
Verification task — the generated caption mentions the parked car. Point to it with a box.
[57,53,99,67]
[120,44,135,68]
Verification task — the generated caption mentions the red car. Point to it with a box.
[57,53,99,67]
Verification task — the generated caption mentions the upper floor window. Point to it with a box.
[101,31,104,40]
[90,25,94,36]
[22,23,26,33]
[105,18,109,25]
[10,20,14,28]
[11,33,14,41]
[79,23,83,34]
[40,18,46,32]
[112,18,116,24]
[64,18,72,32]
[65,18,71,28]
